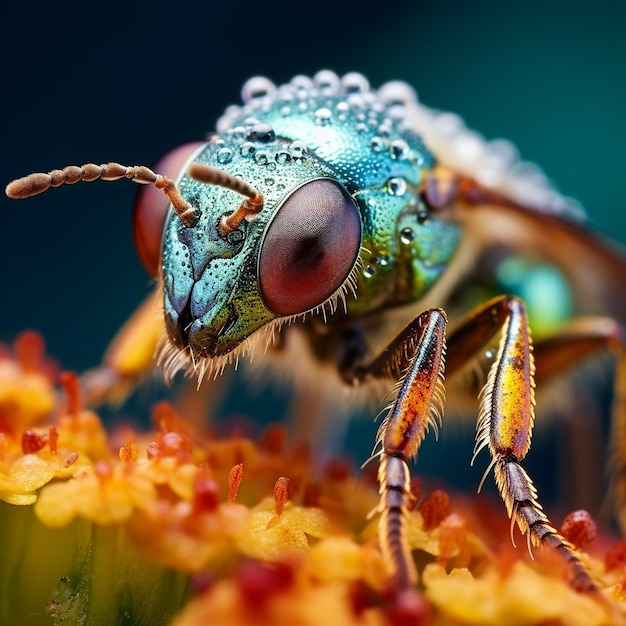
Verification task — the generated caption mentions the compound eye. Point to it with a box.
[132,141,205,276]
[259,179,361,316]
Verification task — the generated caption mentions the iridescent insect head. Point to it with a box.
[6,71,460,384]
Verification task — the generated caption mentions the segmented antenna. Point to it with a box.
[5,161,264,232]
[188,163,264,235]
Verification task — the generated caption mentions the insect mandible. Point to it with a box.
[6,70,626,595]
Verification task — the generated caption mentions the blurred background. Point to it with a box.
[1,2,625,511]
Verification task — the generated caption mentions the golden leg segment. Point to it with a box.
[376,308,447,589]
[473,297,598,592]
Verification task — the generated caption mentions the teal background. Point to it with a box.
[1,2,625,506]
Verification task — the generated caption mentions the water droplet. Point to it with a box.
[335,101,349,121]
[264,177,275,186]
[217,106,242,134]
[400,228,414,245]
[289,141,307,160]
[387,177,407,196]
[277,85,295,101]
[216,148,233,164]
[313,70,340,92]
[435,112,465,137]
[275,150,291,164]
[254,151,269,165]
[486,138,518,168]
[386,105,407,121]
[280,105,292,117]
[377,80,418,107]
[247,123,275,143]
[390,139,409,160]
[356,122,368,133]
[346,93,366,109]
[241,76,276,103]
[229,126,247,141]
[377,123,392,138]
[297,101,309,112]
[341,72,370,93]
[370,136,385,152]
[314,107,332,125]
[240,142,255,157]
[454,131,485,161]
[363,264,376,278]
[417,207,429,224]
[291,75,314,90]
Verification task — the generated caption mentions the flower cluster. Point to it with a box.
[1,331,625,625]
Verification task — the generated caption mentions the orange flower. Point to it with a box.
[1,331,625,625]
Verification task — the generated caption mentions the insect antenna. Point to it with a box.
[5,161,264,232]
[5,162,199,227]
[187,163,264,235]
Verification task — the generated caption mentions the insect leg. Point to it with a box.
[532,317,623,383]
[80,289,164,405]
[350,309,447,589]
[459,296,598,593]
[506,317,626,534]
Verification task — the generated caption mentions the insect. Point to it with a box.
[6,70,626,595]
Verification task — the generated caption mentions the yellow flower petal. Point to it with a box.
[423,561,613,626]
